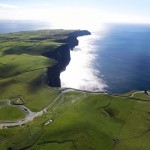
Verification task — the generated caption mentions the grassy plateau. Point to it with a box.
[0,30,150,150]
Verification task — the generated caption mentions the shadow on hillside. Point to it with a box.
[3,46,35,55]
[0,74,44,100]
[0,79,19,98]
[27,74,44,93]
[3,44,56,56]
[0,63,19,78]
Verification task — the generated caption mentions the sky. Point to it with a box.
[0,0,150,29]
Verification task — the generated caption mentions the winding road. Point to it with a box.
[0,88,79,129]
[0,89,149,129]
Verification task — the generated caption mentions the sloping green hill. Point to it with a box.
[0,30,150,150]
[0,30,75,113]
[0,90,150,150]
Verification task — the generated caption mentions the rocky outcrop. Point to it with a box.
[43,30,91,87]
[43,44,70,72]
[55,36,79,50]
[46,64,61,87]
[69,30,91,37]
[43,44,71,87]
[55,30,91,50]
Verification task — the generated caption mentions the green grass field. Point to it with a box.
[0,106,25,121]
[0,30,69,113]
[0,91,150,150]
[0,30,150,150]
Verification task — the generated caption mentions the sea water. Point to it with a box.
[61,24,150,93]
[0,21,150,94]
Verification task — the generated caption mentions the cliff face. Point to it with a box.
[46,64,61,87]
[55,36,79,50]
[55,30,91,50]
[43,30,91,87]
[43,44,70,71]
[69,30,91,37]
[43,44,71,87]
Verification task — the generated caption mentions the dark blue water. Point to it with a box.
[0,21,150,94]
[95,24,150,93]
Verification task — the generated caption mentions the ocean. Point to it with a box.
[61,24,150,93]
[0,20,150,94]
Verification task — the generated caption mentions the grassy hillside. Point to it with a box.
[0,91,150,149]
[0,30,71,112]
[0,106,25,121]
[0,30,150,150]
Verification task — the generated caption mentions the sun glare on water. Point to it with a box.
[60,30,107,92]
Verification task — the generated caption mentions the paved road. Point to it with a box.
[1,89,148,129]
[0,89,76,129]
[130,91,144,97]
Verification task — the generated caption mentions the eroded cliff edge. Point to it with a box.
[43,30,91,87]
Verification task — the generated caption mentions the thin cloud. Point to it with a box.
[0,3,18,9]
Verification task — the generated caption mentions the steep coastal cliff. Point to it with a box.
[43,44,70,87]
[43,30,91,87]
[1,29,150,150]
